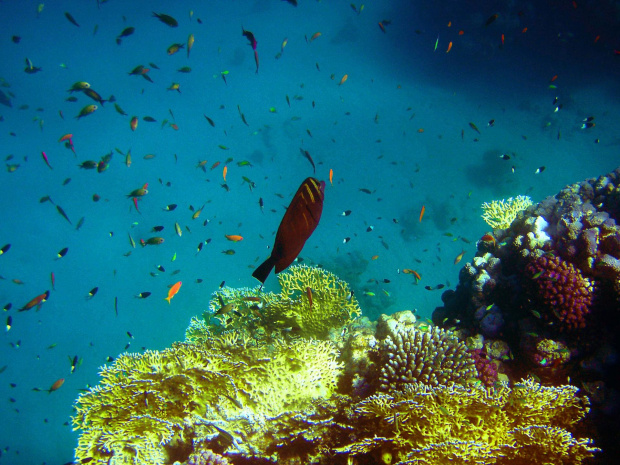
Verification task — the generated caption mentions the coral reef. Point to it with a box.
[376,322,477,391]
[337,378,598,464]
[72,335,342,464]
[481,195,533,229]
[523,254,595,331]
[72,265,602,464]
[434,167,620,462]
[197,265,361,342]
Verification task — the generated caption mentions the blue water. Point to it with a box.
[0,1,618,463]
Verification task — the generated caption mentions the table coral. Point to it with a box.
[481,195,533,229]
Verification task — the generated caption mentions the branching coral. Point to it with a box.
[377,324,477,391]
[524,254,595,331]
[72,335,342,464]
[265,264,361,339]
[481,195,533,229]
[338,378,598,464]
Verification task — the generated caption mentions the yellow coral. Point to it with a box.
[481,195,533,229]
[340,379,598,464]
[265,264,362,339]
[72,335,342,464]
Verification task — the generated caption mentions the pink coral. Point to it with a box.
[524,255,595,332]
[187,449,230,465]
[470,348,498,386]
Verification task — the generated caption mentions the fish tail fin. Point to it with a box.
[252,256,275,284]
[165,297,171,304]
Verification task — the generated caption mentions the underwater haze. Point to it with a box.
[0,0,619,463]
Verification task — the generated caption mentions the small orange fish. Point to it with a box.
[223,165,228,182]
[306,286,313,308]
[130,116,138,131]
[417,128,424,133]
[378,22,386,33]
[170,123,179,130]
[338,74,348,85]
[48,378,65,393]
[501,33,505,45]
[480,234,496,247]
[419,205,425,222]
[329,168,333,186]
[594,35,600,43]
[19,290,50,312]
[458,30,464,35]
[447,21,452,27]
[403,269,422,280]
[522,27,528,33]
[225,235,243,242]
[310,32,321,41]
[187,33,194,58]
[165,281,182,304]
[371,255,379,260]
[446,41,452,53]
[211,161,220,170]
[454,249,466,265]
[58,133,73,143]
[550,74,558,82]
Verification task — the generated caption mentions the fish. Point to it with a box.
[163,204,177,211]
[57,247,69,259]
[18,290,50,312]
[454,249,466,265]
[116,26,135,45]
[469,122,480,134]
[446,41,453,53]
[165,281,182,304]
[535,166,546,174]
[299,148,316,173]
[56,205,72,225]
[167,43,184,55]
[126,186,148,198]
[64,12,80,27]
[242,27,257,50]
[130,116,138,131]
[419,205,425,222]
[485,13,499,26]
[135,292,151,299]
[41,152,53,169]
[75,104,97,119]
[47,378,65,393]
[338,74,348,85]
[87,287,98,299]
[152,12,178,27]
[252,177,325,284]
[142,237,164,246]
[225,235,243,242]
[24,57,42,74]
[310,32,322,41]
[187,33,194,58]
[223,165,228,182]
[329,169,333,185]
[204,115,215,127]
[0,244,10,255]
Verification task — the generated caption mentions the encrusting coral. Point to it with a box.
[481,195,533,229]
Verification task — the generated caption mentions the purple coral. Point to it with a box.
[470,348,498,387]
[187,449,230,465]
[524,254,595,332]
